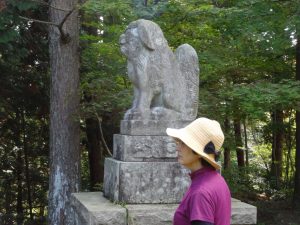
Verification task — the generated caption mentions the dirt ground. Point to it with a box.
[244,199,300,225]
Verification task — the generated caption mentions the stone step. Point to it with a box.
[71,192,257,225]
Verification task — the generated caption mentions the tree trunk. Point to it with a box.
[22,110,33,220]
[223,118,231,169]
[4,176,13,225]
[271,110,284,188]
[285,112,293,186]
[293,36,300,209]
[15,111,24,225]
[294,110,300,208]
[243,120,249,166]
[48,0,80,224]
[85,118,104,190]
[16,149,23,225]
[234,119,245,167]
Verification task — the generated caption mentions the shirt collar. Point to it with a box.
[189,166,214,180]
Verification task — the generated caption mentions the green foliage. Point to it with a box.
[225,80,300,119]
[80,0,135,121]
[133,0,168,19]
[8,0,38,11]
[1,0,300,222]
[0,1,49,224]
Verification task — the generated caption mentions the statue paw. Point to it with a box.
[151,107,181,120]
[124,108,150,120]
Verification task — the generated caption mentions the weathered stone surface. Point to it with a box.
[103,157,120,201]
[127,204,177,225]
[103,158,190,203]
[113,134,177,161]
[119,19,199,121]
[127,200,257,225]
[120,120,191,135]
[231,200,257,225]
[71,192,126,225]
[71,192,257,225]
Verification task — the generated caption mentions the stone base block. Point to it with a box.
[71,192,127,225]
[120,120,191,135]
[103,158,189,203]
[113,134,177,161]
[128,199,257,225]
[231,198,257,224]
[126,204,177,225]
[71,192,257,225]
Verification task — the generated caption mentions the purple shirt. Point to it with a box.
[173,167,231,225]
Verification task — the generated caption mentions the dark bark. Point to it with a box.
[285,112,293,186]
[294,111,300,208]
[16,149,23,225]
[223,118,231,169]
[243,120,249,166]
[270,110,284,188]
[22,110,33,220]
[15,111,24,225]
[234,119,245,167]
[48,0,80,224]
[4,176,13,225]
[85,118,104,189]
[293,36,300,209]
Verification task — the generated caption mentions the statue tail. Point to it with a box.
[175,44,200,120]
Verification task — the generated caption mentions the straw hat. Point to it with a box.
[166,117,224,169]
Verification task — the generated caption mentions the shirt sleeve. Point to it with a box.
[188,191,215,223]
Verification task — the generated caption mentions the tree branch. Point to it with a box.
[57,8,75,43]
[20,5,77,44]
[95,113,113,157]
[20,1,82,44]
[19,16,58,26]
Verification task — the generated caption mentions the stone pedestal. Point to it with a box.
[71,192,257,225]
[103,120,191,204]
[104,158,189,203]
[113,134,177,161]
[120,120,191,135]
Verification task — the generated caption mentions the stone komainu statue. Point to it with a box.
[120,19,199,121]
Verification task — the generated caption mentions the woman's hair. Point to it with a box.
[193,141,220,169]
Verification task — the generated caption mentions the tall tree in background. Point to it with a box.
[48,0,80,224]
[234,119,245,167]
[0,1,49,224]
[271,110,284,188]
[294,35,300,209]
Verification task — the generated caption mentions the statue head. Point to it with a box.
[119,19,167,59]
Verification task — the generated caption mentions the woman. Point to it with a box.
[166,117,231,225]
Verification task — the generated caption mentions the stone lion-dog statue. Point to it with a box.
[120,19,199,121]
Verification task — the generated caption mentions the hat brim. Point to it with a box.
[166,128,221,170]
